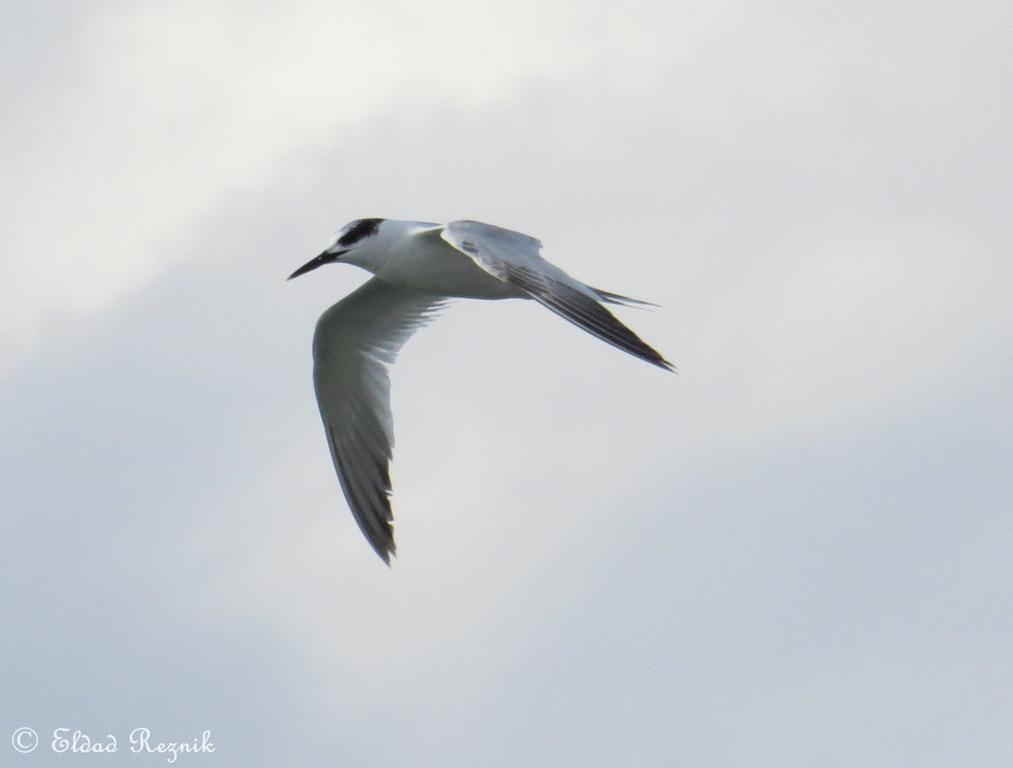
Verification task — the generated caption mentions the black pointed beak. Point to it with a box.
[287,250,347,281]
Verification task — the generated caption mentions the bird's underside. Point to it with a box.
[305,219,672,562]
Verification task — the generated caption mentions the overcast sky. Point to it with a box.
[3,1,1012,765]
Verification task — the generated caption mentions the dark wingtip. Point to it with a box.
[369,526,396,566]
[644,351,676,373]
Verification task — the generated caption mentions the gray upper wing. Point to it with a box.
[312,277,446,563]
[439,219,543,281]
[441,220,673,371]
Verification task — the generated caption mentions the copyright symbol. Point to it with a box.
[11,727,38,754]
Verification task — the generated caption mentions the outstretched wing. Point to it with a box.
[440,220,673,371]
[312,277,446,563]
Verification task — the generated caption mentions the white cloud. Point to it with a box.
[0,0,685,375]
[3,1,1013,765]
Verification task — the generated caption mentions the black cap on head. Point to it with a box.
[337,218,382,248]
[287,218,384,280]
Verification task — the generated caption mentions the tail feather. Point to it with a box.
[590,287,659,308]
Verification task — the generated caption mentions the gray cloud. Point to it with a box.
[2,1,1012,765]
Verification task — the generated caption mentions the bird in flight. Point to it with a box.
[288,218,672,563]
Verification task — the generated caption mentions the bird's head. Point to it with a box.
[287,218,384,280]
